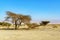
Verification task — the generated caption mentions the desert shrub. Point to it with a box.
[0,22,3,25]
[0,22,11,28]
[2,22,11,26]
[27,23,40,29]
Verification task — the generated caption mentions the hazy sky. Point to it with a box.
[0,0,60,23]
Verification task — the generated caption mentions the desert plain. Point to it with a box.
[0,24,60,40]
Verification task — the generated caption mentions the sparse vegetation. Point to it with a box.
[0,22,11,28]
[0,11,59,30]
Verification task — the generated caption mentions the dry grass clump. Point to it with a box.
[52,25,58,28]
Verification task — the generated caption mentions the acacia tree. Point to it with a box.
[5,11,21,29]
[40,21,50,26]
[5,11,31,30]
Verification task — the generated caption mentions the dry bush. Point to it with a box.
[26,23,40,29]
[52,25,57,28]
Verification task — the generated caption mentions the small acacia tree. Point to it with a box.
[40,21,50,26]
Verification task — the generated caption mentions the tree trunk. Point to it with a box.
[15,20,18,30]
[16,20,22,29]
[18,21,22,28]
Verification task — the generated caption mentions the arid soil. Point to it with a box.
[0,24,60,40]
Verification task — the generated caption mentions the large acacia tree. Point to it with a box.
[5,11,31,30]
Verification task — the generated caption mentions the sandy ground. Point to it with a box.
[0,25,60,40]
[0,29,60,40]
